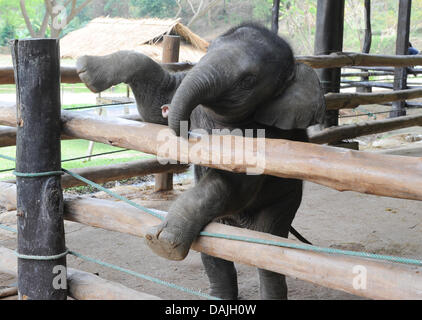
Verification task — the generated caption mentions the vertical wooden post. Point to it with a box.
[314,0,345,129]
[390,0,411,118]
[12,39,66,300]
[271,0,281,34]
[155,35,180,192]
[357,0,372,93]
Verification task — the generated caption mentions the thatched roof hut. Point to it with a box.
[60,17,209,62]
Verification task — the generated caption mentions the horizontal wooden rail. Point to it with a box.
[0,188,421,300]
[0,63,193,85]
[3,111,421,151]
[325,88,422,110]
[1,53,421,85]
[297,52,422,69]
[3,159,189,189]
[0,246,160,300]
[0,127,17,147]
[1,104,421,201]
[0,66,82,85]
[310,114,422,144]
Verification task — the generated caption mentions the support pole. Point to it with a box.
[357,0,372,93]
[155,35,180,192]
[314,0,345,129]
[271,0,280,34]
[390,0,412,118]
[12,39,66,300]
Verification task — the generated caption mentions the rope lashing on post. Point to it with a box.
[1,153,421,267]
[13,171,64,178]
[15,248,69,261]
[0,224,219,300]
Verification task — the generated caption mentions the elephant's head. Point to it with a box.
[167,23,325,136]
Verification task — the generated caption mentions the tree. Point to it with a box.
[19,0,93,38]
[184,0,223,27]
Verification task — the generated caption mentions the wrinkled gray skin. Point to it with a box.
[76,23,325,300]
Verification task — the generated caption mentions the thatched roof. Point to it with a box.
[60,17,209,62]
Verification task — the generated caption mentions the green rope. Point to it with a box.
[0,154,16,162]
[0,224,17,233]
[15,248,69,261]
[13,171,64,178]
[62,166,422,267]
[199,232,422,266]
[0,224,218,300]
[68,250,219,300]
[61,168,165,221]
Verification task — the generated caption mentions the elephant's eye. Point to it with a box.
[239,74,257,89]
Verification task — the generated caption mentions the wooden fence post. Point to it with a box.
[390,0,412,118]
[271,0,280,34]
[155,35,181,192]
[314,0,345,129]
[12,39,67,300]
[357,0,372,93]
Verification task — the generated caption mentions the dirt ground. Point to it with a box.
[1,124,421,300]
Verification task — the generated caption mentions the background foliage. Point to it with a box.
[0,0,421,54]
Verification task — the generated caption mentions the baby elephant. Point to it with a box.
[77,23,325,299]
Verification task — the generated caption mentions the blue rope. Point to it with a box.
[68,250,219,300]
[0,223,218,300]
[13,171,64,178]
[61,168,165,221]
[15,248,69,260]
[199,232,422,266]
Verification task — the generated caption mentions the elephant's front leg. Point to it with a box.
[76,51,168,93]
[145,170,245,261]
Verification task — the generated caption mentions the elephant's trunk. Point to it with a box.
[168,54,229,136]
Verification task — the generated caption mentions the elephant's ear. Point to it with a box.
[254,63,326,129]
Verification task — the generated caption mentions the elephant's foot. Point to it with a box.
[76,55,115,93]
[145,222,194,261]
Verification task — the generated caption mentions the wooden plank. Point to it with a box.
[0,63,193,85]
[54,197,422,300]
[325,88,422,110]
[12,39,67,300]
[296,53,422,69]
[1,106,421,200]
[0,286,18,298]
[0,127,17,147]
[310,114,422,144]
[5,159,189,190]
[1,185,422,299]
[0,247,160,300]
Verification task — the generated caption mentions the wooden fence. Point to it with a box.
[0,40,421,300]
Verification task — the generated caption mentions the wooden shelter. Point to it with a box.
[60,17,209,62]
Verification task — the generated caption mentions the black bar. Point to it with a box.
[357,0,372,93]
[12,39,67,300]
[271,0,280,34]
[390,0,412,118]
[314,0,345,128]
